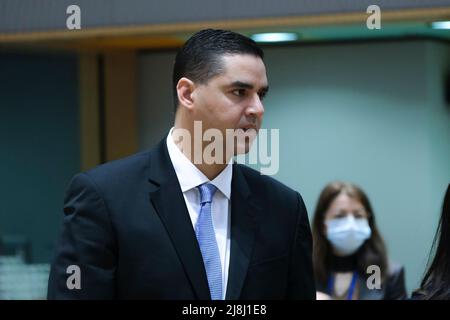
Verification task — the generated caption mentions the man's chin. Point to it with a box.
[234,141,254,156]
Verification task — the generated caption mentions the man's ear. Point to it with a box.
[176,77,195,110]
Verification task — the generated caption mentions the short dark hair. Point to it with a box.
[172,29,264,111]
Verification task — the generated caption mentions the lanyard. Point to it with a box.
[327,272,358,300]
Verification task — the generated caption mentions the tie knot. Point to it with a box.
[197,183,217,204]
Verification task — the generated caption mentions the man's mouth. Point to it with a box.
[238,126,257,132]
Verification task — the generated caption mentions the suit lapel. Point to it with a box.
[225,165,261,300]
[147,139,211,299]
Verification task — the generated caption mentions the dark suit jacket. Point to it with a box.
[48,138,315,299]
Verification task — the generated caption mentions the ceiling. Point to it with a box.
[0,8,449,52]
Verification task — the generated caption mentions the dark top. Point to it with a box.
[317,256,407,300]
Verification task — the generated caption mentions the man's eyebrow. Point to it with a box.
[229,81,269,93]
[259,86,269,94]
[229,81,254,89]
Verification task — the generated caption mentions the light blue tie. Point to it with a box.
[195,183,223,300]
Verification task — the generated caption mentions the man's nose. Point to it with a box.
[246,94,264,118]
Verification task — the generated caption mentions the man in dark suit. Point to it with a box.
[48,29,315,299]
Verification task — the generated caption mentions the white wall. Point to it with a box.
[138,51,176,149]
[137,40,450,295]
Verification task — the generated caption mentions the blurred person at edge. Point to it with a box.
[312,182,407,300]
[413,184,450,300]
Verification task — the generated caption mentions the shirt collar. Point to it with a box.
[166,127,232,199]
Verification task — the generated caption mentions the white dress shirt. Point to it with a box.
[166,127,231,299]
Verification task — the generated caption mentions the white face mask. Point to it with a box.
[325,215,371,256]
